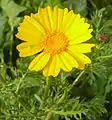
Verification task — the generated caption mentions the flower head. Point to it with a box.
[16,6,95,77]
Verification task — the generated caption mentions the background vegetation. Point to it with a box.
[0,0,112,120]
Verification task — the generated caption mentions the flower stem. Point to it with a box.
[40,77,51,108]
[41,77,52,120]
[68,70,85,92]
[104,76,112,98]
[72,70,85,86]
[45,112,53,120]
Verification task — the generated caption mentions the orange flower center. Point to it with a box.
[42,31,69,55]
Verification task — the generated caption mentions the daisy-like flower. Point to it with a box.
[16,6,95,77]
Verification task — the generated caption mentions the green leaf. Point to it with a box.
[1,0,26,25]
[0,15,7,47]
[63,0,87,16]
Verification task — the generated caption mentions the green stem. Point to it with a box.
[57,71,85,108]
[0,50,4,64]
[40,77,51,108]
[9,25,14,65]
[72,71,85,86]
[0,50,7,82]
[41,77,52,120]
[104,76,112,98]
[15,71,28,93]
[55,70,85,108]
[45,112,53,120]
[67,71,85,92]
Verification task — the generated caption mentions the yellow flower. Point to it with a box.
[16,6,95,77]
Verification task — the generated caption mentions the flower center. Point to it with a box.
[42,31,69,55]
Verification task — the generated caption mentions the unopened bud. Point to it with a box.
[98,33,110,42]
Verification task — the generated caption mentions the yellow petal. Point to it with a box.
[47,6,54,31]
[64,14,92,44]
[75,54,91,70]
[66,16,87,35]
[31,13,38,20]
[31,13,45,31]
[16,15,45,42]
[61,10,76,32]
[43,55,60,77]
[63,8,69,20]
[16,27,42,42]
[68,44,95,53]
[75,52,91,64]
[28,52,50,71]
[53,7,68,31]
[38,7,51,32]
[53,6,58,30]
[59,52,78,72]
[57,8,64,30]
[69,29,93,45]
[17,42,43,57]
[78,63,85,70]
[68,50,91,69]
[24,16,45,33]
